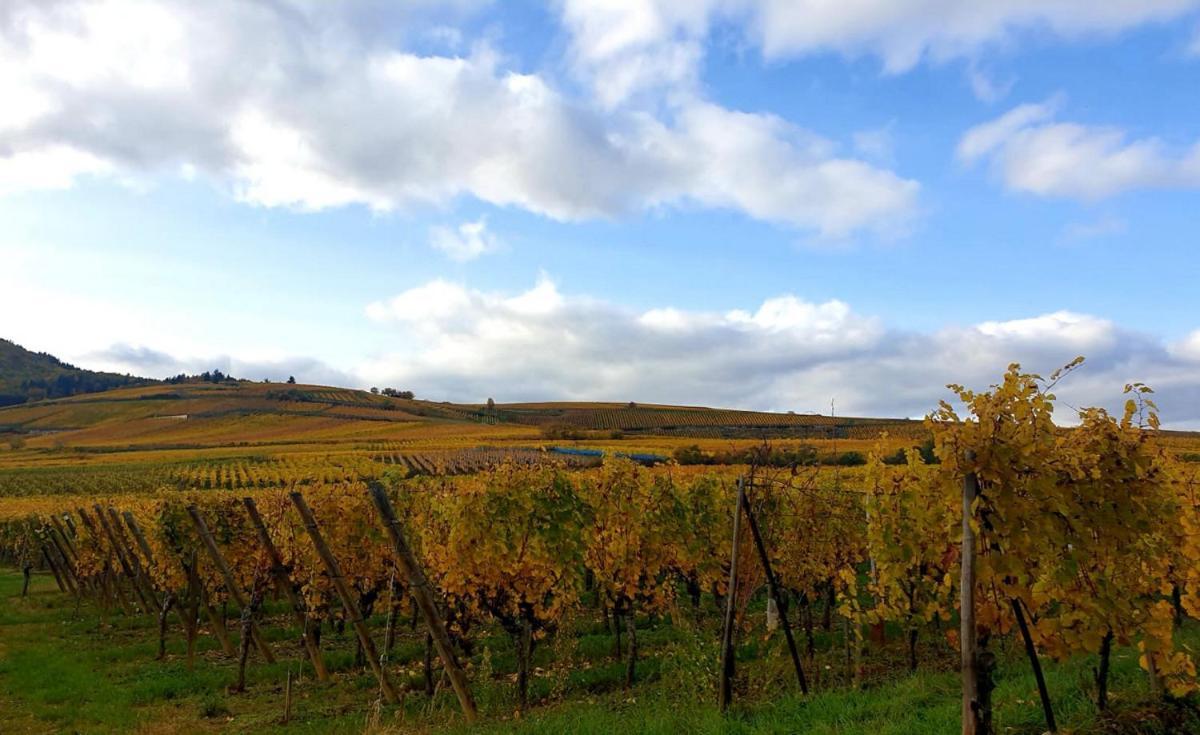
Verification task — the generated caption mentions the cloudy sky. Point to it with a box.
[2,0,1199,424]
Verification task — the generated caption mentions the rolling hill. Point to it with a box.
[0,378,923,452]
[0,339,927,484]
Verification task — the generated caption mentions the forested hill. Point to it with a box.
[0,339,152,406]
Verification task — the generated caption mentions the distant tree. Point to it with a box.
[627,401,637,409]
[487,397,495,410]
[287,376,296,384]
[370,387,379,394]
[398,390,414,400]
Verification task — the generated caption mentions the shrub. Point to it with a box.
[820,450,866,467]
[673,444,712,465]
[541,423,585,440]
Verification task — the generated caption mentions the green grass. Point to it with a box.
[1,570,1198,734]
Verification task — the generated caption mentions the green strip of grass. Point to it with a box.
[2,569,1199,734]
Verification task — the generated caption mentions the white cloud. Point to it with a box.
[747,0,1200,71]
[958,98,1200,199]
[1172,330,1200,362]
[0,146,111,195]
[557,0,1200,104]
[0,0,917,237]
[26,264,1200,427]
[356,275,1200,427]
[558,0,712,108]
[429,218,502,261]
[81,343,357,386]
[967,64,1015,103]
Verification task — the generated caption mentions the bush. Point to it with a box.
[880,438,938,465]
[707,444,819,468]
[881,447,908,465]
[673,444,712,465]
[820,451,867,467]
[541,423,585,440]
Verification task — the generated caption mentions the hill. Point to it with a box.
[0,379,923,451]
[0,338,153,407]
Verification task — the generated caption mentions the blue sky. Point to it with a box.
[2,1,1200,424]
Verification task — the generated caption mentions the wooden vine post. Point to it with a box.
[107,507,162,611]
[77,507,134,617]
[241,497,330,682]
[185,505,276,663]
[149,514,235,658]
[368,484,478,721]
[122,512,201,646]
[48,515,85,589]
[289,492,399,705]
[49,516,90,596]
[960,456,988,735]
[1011,597,1056,732]
[38,521,80,597]
[740,481,808,694]
[40,545,67,592]
[94,504,152,612]
[186,549,237,657]
[50,515,77,554]
[718,476,745,712]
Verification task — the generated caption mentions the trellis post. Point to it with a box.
[369,483,477,720]
[185,505,276,663]
[718,476,745,711]
[290,492,399,704]
[242,497,330,682]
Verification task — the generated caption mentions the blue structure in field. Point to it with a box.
[549,447,666,465]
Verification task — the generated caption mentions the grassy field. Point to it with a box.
[3,570,1200,734]
[4,382,1200,733]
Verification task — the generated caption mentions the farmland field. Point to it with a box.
[4,376,1200,734]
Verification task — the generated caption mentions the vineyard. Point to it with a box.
[2,364,1200,733]
[0,448,609,496]
[483,402,926,438]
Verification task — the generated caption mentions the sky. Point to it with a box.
[1,0,1200,425]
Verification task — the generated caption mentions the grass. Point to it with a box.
[2,570,1200,734]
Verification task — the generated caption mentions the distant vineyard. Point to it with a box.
[372,447,602,475]
[0,446,606,495]
[491,404,924,437]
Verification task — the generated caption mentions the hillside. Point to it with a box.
[0,338,152,407]
[0,379,922,451]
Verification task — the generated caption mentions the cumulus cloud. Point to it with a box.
[557,0,1200,103]
[359,276,1200,427]
[958,98,1200,199]
[1171,330,1200,362]
[0,0,917,237]
[429,218,502,261]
